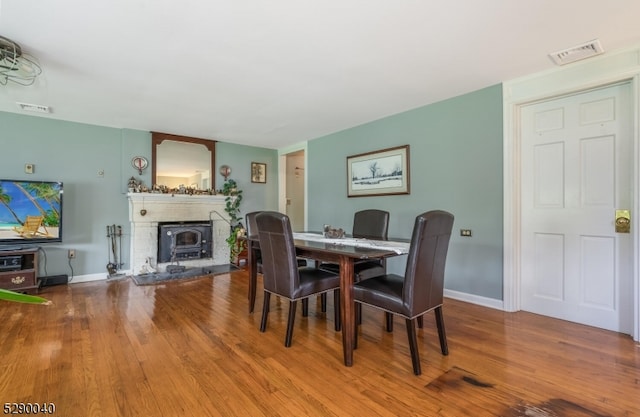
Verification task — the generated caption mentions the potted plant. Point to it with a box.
[222,179,245,262]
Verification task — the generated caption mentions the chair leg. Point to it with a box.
[434,306,448,355]
[417,314,424,328]
[405,318,421,375]
[260,292,271,332]
[320,293,327,312]
[385,312,394,332]
[302,298,309,317]
[356,303,362,325]
[285,300,297,347]
[333,289,341,332]
[248,266,258,314]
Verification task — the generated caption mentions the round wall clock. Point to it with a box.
[132,156,148,175]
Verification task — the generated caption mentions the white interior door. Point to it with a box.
[520,82,633,334]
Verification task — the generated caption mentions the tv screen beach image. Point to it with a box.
[0,180,62,242]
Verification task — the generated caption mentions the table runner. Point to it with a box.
[292,232,410,254]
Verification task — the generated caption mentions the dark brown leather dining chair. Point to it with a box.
[320,209,390,323]
[320,209,389,276]
[351,208,390,279]
[246,211,308,313]
[246,211,263,270]
[256,211,341,347]
[247,211,308,270]
[353,210,454,375]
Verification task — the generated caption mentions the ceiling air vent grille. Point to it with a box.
[16,102,50,113]
[549,39,604,66]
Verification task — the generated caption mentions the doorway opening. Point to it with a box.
[282,150,305,232]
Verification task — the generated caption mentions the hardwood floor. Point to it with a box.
[1,270,638,416]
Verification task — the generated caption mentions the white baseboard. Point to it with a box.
[444,288,504,311]
[68,270,132,284]
[65,274,505,312]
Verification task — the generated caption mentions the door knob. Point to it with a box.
[615,210,630,233]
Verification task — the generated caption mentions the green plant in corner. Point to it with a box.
[222,179,245,262]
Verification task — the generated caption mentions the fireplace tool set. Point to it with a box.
[106,224,125,279]
[166,230,187,274]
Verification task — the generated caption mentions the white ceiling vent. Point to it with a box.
[549,39,604,66]
[16,102,50,113]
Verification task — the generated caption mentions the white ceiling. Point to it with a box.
[2,0,640,149]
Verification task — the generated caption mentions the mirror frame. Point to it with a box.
[151,131,217,191]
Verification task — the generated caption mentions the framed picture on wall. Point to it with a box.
[347,145,410,197]
[251,162,267,183]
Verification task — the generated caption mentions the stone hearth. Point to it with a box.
[128,193,231,275]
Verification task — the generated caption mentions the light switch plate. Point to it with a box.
[25,163,34,174]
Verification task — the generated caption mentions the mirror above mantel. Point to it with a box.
[151,132,217,191]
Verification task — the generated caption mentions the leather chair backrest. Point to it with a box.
[402,210,454,314]
[255,211,301,298]
[245,211,261,237]
[353,209,389,240]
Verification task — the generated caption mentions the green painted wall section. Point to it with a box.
[1,84,502,299]
[0,113,139,279]
[0,111,276,279]
[307,84,504,300]
[215,141,279,215]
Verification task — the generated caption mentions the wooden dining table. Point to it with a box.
[246,232,409,367]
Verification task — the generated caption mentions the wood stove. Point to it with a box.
[158,221,212,263]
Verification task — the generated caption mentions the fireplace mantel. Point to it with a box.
[127,193,231,275]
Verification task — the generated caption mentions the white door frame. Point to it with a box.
[277,142,308,229]
[503,46,640,341]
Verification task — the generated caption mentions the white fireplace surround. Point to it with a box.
[128,193,231,275]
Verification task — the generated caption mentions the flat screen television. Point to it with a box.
[0,179,63,245]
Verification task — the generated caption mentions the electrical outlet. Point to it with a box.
[68,249,76,259]
[460,229,472,237]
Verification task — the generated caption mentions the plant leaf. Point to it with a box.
[0,288,51,305]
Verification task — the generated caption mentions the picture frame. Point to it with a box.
[347,145,410,197]
[251,162,267,183]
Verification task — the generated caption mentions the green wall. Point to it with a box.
[1,84,502,299]
[0,111,277,280]
[216,141,279,214]
[307,84,503,300]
